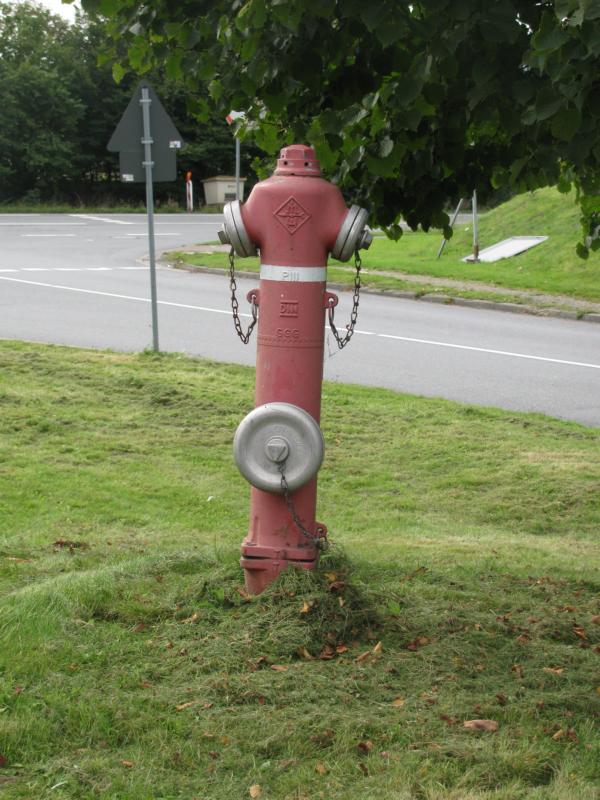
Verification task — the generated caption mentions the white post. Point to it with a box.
[472,190,479,262]
[186,174,194,212]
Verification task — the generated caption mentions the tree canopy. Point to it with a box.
[78,0,600,253]
[0,2,255,205]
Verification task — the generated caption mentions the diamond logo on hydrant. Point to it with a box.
[274,196,311,235]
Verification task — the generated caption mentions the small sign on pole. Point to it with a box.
[108,81,184,352]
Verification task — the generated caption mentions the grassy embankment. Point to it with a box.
[169,187,600,307]
[0,341,599,799]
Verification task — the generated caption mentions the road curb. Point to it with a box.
[164,262,600,325]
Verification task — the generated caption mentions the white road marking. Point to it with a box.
[375,332,600,370]
[0,222,85,226]
[70,214,132,225]
[86,267,112,271]
[1,274,598,372]
[0,276,236,316]
[22,233,77,238]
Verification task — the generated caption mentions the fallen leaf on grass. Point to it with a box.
[406,636,430,651]
[53,539,88,550]
[357,740,373,754]
[249,784,262,798]
[496,693,508,706]
[355,650,371,664]
[463,719,498,732]
[310,729,334,748]
[336,644,348,654]
[300,600,313,614]
[328,580,346,593]
[297,646,313,660]
[391,697,405,708]
[323,572,338,582]
[440,714,458,726]
[373,641,383,654]
[270,665,288,672]
[573,625,587,641]
[175,701,195,711]
[591,614,600,625]
[543,667,564,675]
[139,681,152,689]
[315,762,327,775]
[121,760,134,768]
[181,612,199,624]
[511,664,524,678]
[319,645,336,661]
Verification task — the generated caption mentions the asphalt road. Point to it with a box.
[1,213,599,427]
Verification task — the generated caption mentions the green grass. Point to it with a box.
[0,341,599,800]
[171,187,600,305]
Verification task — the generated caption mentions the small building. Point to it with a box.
[202,175,246,206]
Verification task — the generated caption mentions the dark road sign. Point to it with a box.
[107,82,183,183]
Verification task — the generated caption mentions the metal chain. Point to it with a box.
[229,246,258,344]
[327,249,362,349]
[278,463,328,549]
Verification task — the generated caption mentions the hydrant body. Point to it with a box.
[221,146,370,594]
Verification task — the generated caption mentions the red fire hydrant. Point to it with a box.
[219,144,371,594]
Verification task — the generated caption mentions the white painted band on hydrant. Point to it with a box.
[260,264,327,283]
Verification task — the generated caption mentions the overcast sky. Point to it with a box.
[30,0,81,22]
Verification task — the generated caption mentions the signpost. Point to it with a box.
[226,110,245,201]
[108,82,183,352]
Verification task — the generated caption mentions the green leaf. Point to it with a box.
[534,88,565,121]
[551,106,582,140]
[165,51,182,81]
[379,136,393,158]
[111,62,126,84]
[532,11,570,51]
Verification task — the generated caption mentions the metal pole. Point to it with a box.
[472,190,479,262]
[140,86,159,352]
[437,198,464,259]
[235,137,241,201]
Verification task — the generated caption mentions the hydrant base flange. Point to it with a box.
[240,554,317,595]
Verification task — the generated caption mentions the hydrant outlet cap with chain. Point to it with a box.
[274,144,322,177]
[233,402,324,494]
